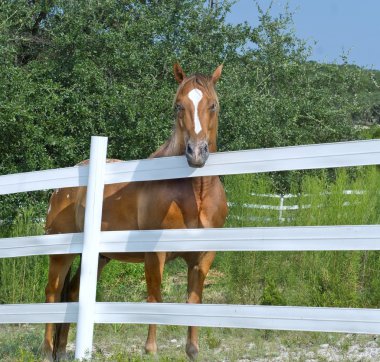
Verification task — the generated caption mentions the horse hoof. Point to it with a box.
[41,358,53,362]
[41,356,53,362]
[145,342,157,355]
[40,343,54,362]
[55,351,68,361]
[186,342,199,360]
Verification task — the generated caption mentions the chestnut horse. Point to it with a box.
[42,64,227,361]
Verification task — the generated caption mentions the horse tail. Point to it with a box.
[52,261,73,359]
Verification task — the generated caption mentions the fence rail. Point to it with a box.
[2,225,380,258]
[1,137,380,359]
[2,302,380,335]
[2,139,380,195]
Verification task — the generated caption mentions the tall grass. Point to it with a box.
[0,205,147,305]
[0,207,48,304]
[1,167,379,310]
[97,261,146,302]
[220,167,380,307]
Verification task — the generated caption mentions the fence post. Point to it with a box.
[279,194,284,222]
[75,136,108,360]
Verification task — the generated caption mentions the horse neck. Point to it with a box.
[207,126,218,153]
[192,174,216,197]
[149,128,185,158]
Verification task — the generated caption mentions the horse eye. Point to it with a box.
[175,103,184,112]
[210,103,217,112]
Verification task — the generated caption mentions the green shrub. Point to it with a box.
[1,0,373,215]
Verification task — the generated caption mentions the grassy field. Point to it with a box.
[0,166,379,360]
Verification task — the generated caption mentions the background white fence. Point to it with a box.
[1,137,380,359]
[228,189,367,223]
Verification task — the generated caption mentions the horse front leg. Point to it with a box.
[185,251,216,360]
[42,254,76,362]
[144,252,166,354]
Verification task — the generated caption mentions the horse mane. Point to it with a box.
[150,74,219,159]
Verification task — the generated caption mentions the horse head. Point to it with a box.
[173,63,223,168]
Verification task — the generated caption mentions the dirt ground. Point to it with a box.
[1,323,380,361]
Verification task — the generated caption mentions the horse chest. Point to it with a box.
[136,178,210,229]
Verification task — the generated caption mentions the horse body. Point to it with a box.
[43,64,227,361]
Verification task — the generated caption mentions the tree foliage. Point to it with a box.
[0,0,376,216]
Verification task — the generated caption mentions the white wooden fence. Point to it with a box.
[229,189,368,223]
[1,137,380,360]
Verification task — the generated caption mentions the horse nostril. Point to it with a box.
[186,143,193,155]
[201,143,209,154]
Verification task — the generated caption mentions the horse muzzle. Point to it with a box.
[185,141,209,168]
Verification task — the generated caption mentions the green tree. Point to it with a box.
[0,0,373,216]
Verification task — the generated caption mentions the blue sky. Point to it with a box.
[227,0,380,70]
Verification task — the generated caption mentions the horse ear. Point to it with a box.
[211,64,223,84]
[174,63,186,84]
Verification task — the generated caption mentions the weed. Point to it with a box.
[221,167,380,307]
[204,328,221,349]
[0,207,47,304]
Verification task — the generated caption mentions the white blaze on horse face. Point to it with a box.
[188,88,203,134]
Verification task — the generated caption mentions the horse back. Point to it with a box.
[45,159,139,235]
[45,161,227,235]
